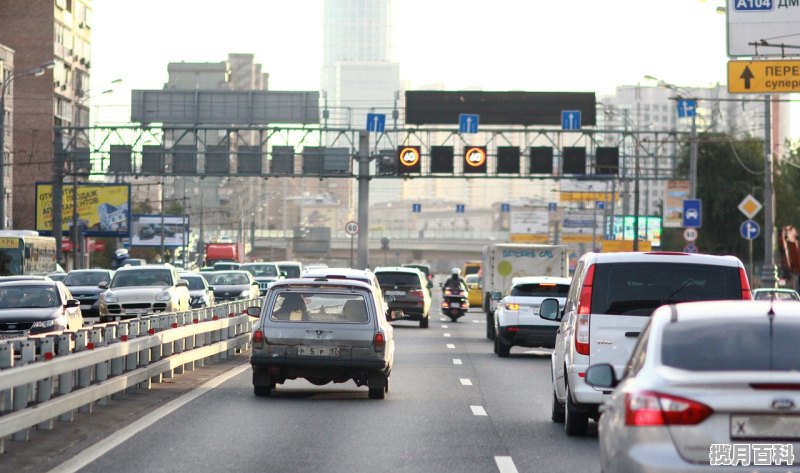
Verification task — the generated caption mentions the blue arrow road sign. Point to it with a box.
[459,114,479,134]
[456,204,465,214]
[683,199,702,228]
[548,202,557,212]
[596,201,605,210]
[677,99,697,118]
[683,244,698,254]
[500,203,510,213]
[366,113,386,132]
[740,220,761,240]
[412,203,422,213]
[561,110,581,130]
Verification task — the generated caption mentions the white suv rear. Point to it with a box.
[542,252,751,436]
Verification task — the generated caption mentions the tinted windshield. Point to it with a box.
[662,319,800,371]
[211,272,250,285]
[0,285,59,308]
[111,270,173,288]
[214,263,240,271]
[182,277,206,290]
[278,264,301,278]
[64,271,111,286]
[270,291,369,323]
[241,265,278,277]
[591,263,741,316]
[511,283,569,297]
[376,272,420,287]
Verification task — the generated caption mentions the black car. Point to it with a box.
[0,280,83,337]
[179,273,215,308]
[63,269,114,318]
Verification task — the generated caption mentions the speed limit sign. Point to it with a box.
[345,221,359,235]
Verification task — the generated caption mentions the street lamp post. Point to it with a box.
[0,60,55,229]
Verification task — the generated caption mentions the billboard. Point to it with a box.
[726,0,800,57]
[131,215,190,248]
[608,216,663,247]
[663,180,690,228]
[36,183,131,237]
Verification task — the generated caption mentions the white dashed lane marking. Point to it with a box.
[446,344,455,349]
[495,456,519,473]
[441,324,448,329]
[452,359,462,365]
[460,378,473,386]
[443,333,451,338]
[470,405,488,416]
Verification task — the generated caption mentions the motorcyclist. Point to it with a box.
[110,248,130,270]
[443,267,466,292]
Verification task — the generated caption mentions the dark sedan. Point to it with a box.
[0,280,83,338]
[208,270,259,302]
[180,273,215,308]
[63,269,114,318]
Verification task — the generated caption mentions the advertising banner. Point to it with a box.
[36,183,131,237]
[131,215,190,248]
[663,180,690,228]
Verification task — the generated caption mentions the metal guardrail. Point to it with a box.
[0,300,259,454]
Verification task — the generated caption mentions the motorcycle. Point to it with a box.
[441,283,469,322]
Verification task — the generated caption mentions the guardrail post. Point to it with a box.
[125,319,139,394]
[75,328,93,414]
[173,313,184,375]
[194,309,208,369]
[0,341,13,414]
[12,339,36,442]
[138,317,151,390]
[36,335,57,430]
[161,314,174,379]
[184,311,196,372]
[92,327,109,406]
[57,333,75,422]
[148,316,162,385]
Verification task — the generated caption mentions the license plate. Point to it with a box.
[0,331,24,340]
[731,415,800,439]
[125,309,148,316]
[386,290,405,296]
[80,304,92,311]
[297,346,340,356]
[450,302,461,308]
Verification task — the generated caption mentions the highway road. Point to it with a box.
[9,299,600,473]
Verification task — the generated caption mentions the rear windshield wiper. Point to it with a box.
[662,280,695,305]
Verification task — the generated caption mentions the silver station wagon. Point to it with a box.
[249,278,395,399]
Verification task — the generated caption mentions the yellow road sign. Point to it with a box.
[728,60,800,94]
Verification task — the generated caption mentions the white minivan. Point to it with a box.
[540,252,751,436]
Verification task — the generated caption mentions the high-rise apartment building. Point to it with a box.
[0,44,14,228]
[0,0,93,230]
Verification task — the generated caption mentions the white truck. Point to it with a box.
[482,243,570,339]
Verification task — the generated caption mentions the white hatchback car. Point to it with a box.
[540,251,751,436]
[586,300,800,472]
[492,276,570,357]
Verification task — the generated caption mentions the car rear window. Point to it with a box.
[376,272,420,287]
[661,319,800,371]
[279,265,301,278]
[403,265,430,278]
[64,271,111,286]
[211,273,250,285]
[270,292,369,323]
[591,263,741,316]
[242,265,278,277]
[754,290,800,301]
[511,283,569,297]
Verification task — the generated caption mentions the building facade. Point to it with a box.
[0,0,93,230]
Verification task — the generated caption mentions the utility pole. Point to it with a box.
[160,176,165,263]
[762,95,776,288]
[52,130,64,267]
[357,131,370,269]
[689,111,698,199]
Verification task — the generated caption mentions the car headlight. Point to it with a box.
[103,292,118,303]
[155,291,172,302]
[32,316,67,329]
[239,289,251,298]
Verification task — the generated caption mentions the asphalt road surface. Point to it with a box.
[7,298,600,473]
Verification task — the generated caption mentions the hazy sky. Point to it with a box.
[89,0,797,134]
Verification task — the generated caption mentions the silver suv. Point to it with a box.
[249,278,395,399]
[540,252,750,436]
[98,264,190,321]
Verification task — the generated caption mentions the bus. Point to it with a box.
[0,230,57,276]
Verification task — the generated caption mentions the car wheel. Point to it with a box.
[565,383,589,436]
[369,384,386,399]
[254,385,272,397]
[486,313,495,339]
[495,333,511,358]
[419,316,429,328]
[551,387,565,423]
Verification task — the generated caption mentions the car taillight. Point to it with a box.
[739,267,752,300]
[252,329,264,349]
[505,303,520,311]
[624,391,712,426]
[410,289,424,298]
[373,332,385,352]
[575,264,594,356]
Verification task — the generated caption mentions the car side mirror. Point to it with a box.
[490,291,502,301]
[538,298,561,321]
[584,363,618,389]
[246,306,261,317]
[65,299,80,308]
[207,285,215,291]
[177,280,189,288]
[252,281,259,286]
[98,282,108,289]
